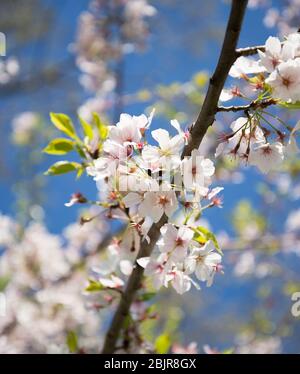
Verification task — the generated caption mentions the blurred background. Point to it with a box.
[0,0,300,353]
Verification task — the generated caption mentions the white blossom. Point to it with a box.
[266,59,300,102]
[248,141,284,174]
[157,223,194,262]
[258,36,294,72]
[229,56,266,78]
[181,148,215,195]
[138,186,178,223]
[185,241,222,287]
[142,128,184,169]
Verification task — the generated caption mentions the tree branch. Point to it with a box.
[101,0,249,354]
[217,98,277,113]
[236,45,265,57]
[182,0,248,157]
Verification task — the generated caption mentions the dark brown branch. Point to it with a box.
[217,98,278,113]
[218,104,254,112]
[101,0,249,354]
[182,0,248,157]
[236,45,265,57]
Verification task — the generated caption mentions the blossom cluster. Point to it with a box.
[0,212,108,353]
[85,110,223,294]
[74,0,156,121]
[249,0,300,37]
[138,230,222,294]
[217,33,300,173]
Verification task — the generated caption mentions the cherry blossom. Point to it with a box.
[64,193,87,207]
[248,141,284,174]
[137,220,222,294]
[229,56,266,78]
[181,148,215,195]
[185,241,222,287]
[108,113,143,146]
[266,59,300,102]
[286,120,300,155]
[258,36,294,72]
[87,156,118,181]
[137,186,178,223]
[217,32,300,173]
[215,116,264,160]
[139,254,171,290]
[142,128,184,169]
[169,268,194,294]
[74,0,156,120]
[157,223,194,262]
[219,86,242,102]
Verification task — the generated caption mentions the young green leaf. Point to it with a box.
[92,112,108,140]
[79,116,94,140]
[85,279,104,292]
[194,226,222,254]
[76,166,85,179]
[74,144,86,159]
[155,334,171,354]
[43,138,74,155]
[66,331,78,353]
[44,161,82,176]
[278,101,300,110]
[50,113,77,139]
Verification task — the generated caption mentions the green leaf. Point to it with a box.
[84,279,104,292]
[66,331,78,353]
[79,116,93,140]
[76,166,85,179]
[44,161,82,176]
[92,112,108,140]
[278,101,300,110]
[43,138,74,155]
[74,144,86,159]
[194,226,222,254]
[155,334,171,354]
[50,113,77,139]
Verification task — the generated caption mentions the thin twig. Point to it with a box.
[101,0,249,354]
[218,104,254,112]
[217,98,277,113]
[236,45,265,57]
